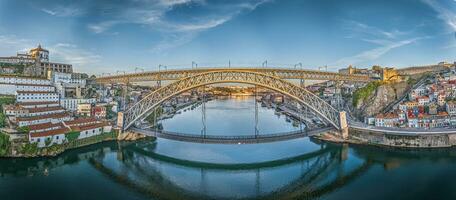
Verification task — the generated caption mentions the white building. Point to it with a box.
[61,98,96,111]
[16,112,72,127]
[0,75,51,85]
[16,91,59,103]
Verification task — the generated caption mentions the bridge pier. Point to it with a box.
[339,111,349,140]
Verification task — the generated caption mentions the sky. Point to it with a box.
[0,0,455,75]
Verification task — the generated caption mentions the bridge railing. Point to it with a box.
[135,126,334,140]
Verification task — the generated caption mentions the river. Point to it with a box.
[1,96,456,200]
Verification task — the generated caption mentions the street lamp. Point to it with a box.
[135,67,144,73]
[294,62,302,69]
[262,60,268,68]
[192,61,198,69]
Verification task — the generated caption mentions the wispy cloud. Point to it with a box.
[422,0,456,32]
[335,38,423,66]
[334,20,428,66]
[0,35,101,72]
[48,43,101,66]
[83,0,270,52]
[41,6,84,17]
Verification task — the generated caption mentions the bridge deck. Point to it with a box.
[130,127,335,144]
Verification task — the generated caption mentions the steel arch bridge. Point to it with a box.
[96,67,370,83]
[117,70,348,132]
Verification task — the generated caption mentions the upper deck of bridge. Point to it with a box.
[95,67,371,83]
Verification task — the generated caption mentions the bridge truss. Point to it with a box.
[118,70,344,131]
[97,67,370,84]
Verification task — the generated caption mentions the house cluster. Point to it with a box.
[370,69,456,128]
[0,45,115,148]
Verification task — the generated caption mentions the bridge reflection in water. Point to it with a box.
[89,140,372,200]
[130,127,335,144]
[3,140,456,199]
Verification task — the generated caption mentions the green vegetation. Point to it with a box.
[105,105,116,119]
[16,126,30,133]
[21,142,38,155]
[407,77,417,85]
[352,81,382,107]
[0,96,15,128]
[0,132,10,156]
[66,131,81,142]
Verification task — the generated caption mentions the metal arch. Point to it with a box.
[121,70,341,131]
[96,67,370,84]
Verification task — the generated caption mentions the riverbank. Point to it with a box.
[315,127,456,149]
[1,131,154,158]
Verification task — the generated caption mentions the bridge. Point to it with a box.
[130,126,335,144]
[95,68,371,142]
[96,67,370,83]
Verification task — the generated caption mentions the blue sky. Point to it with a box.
[0,0,455,75]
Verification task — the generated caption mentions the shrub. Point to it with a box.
[352,81,382,107]
[66,131,80,142]
[0,132,10,156]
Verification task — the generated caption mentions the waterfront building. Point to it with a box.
[446,101,456,115]
[28,126,70,148]
[375,113,399,127]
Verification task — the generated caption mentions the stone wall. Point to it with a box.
[349,128,456,148]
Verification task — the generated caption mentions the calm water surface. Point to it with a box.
[1,97,456,200]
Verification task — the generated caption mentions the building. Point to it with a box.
[375,113,399,127]
[61,98,96,111]
[77,103,92,117]
[92,105,107,119]
[16,91,59,103]
[0,45,73,77]
[446,101,456,115]
[16,112,72,127]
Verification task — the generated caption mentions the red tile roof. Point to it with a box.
[17,112,70,122]
[70,122,106,132]
[28,122,64,131]
[18,101,59,106]
[29,127,70,138]
[27,106,65,113]
[64,118,98,126]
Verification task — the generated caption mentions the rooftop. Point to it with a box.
[28,122,64,131]
[29,127,70,138]
[16,91,57,94]
[17,112,70,122]
[27,106,65,113]
[64,118,98,126]
[18,101,59,106]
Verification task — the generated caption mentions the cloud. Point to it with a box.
[41,6,84,17]
[334,38,422,66]
[342,20,408,40]
[88,21,122,34]
[0,35,35,54]
[48,43,101,66]
[335,20,430,66]
[0,35,101,72]
[422,0,456,31]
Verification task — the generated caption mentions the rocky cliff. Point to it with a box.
[351,81,408,119]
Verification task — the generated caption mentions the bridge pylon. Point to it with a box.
[117,111,125,133]
[338,111,348,139]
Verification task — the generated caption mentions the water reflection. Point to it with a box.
[3,140,456,199]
